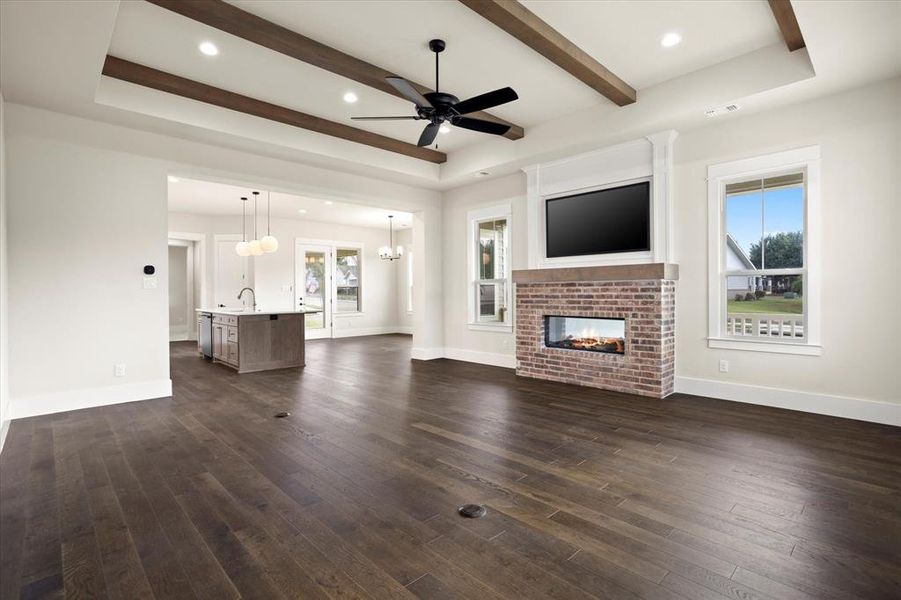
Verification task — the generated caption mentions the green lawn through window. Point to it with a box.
[727,296,803,314]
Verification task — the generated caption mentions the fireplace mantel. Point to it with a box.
[512,263,679,284]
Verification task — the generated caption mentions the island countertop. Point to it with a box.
[196,308,322,317]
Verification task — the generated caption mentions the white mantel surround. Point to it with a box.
[523,130,678,269]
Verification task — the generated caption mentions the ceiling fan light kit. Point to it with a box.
[352,39,519,147]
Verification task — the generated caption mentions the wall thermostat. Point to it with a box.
[143,265,155,275]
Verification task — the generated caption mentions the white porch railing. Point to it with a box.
[726,313,805,338]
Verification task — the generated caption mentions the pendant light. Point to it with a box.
[235,196,251,256]
[248,191,263,256]
[260,190,279,253]
[378,215,404,261]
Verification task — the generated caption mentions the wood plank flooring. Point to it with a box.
[2,334,899,599]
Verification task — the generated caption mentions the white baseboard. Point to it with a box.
[332,326,406,339]
[396,326,413,335]
[443,347,517,369]
[675,376,901,427]
[0,418,9,454]
[10,379,173,420]
[411,347,445,361]
[410,346,516,368]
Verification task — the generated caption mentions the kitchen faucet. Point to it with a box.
[238,287,256,311]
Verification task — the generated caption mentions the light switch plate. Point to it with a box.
[718,359,729,373]
[114,363,126,377]
[143,276,158,289]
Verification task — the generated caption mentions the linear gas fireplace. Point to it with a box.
[545,315,625,355]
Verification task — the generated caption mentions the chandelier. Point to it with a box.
[378,215,404,261]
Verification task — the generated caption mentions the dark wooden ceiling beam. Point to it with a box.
[145,0,524,140]
[767,0,806,51]
[458,0,636,106]
[102,56,446,164]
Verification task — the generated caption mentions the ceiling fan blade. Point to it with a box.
[386,77,434,108]
[351,116,421,121]
[451,116,511,136]
[417,122,440,147]
[453,87,518,115]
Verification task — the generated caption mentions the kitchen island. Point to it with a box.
[196,308,321,374]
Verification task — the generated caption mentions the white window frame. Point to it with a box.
[707,145,822,356]
[467,204,513,333]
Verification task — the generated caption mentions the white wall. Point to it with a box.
[673,77,900,407]
[442,173,526,365]
[4,103,441,420]
[7,124,172,417]
[438,78,901,418]
[169,212,406,337]
[395,228,413,333]
[167,244,188,339]
[0,92,9,450]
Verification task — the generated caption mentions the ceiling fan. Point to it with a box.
[352,39,518,147]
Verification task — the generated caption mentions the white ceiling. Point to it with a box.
[168,177,414,230]
[1,1,899,189]
[107,0,783,152]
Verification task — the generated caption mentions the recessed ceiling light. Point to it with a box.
[167,175,179,183]
[324,200,334,205]
[298,209,307,214]
[343,91,358,104]
[439,124,450,134]
[660,32,682,48]
[198,41,219,56]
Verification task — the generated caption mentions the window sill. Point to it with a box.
[707,337,822,356]
[468,323,513,333]
[335,312,364,318]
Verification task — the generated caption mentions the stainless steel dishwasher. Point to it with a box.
[199,312,213,358]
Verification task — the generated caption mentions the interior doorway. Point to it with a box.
[168,232,206,342]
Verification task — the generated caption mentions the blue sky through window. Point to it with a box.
[726,186,803,267]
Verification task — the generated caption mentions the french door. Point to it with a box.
[295,243,333,339]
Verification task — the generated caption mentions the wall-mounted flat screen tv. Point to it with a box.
[545,181,650,258]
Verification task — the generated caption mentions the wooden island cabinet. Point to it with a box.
[198,309,317,374]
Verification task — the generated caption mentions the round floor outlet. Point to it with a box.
[458,504,487,519]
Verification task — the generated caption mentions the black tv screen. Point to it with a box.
[545,181,650,258]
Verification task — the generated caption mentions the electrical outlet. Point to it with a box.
[718,359,729,373]
[114,363,126,377]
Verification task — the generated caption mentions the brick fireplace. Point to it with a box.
[513,264,677,399]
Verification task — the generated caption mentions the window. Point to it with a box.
[336,248,361,313]
[468,205,512,330]
[707,146,821,355]
[406,249,414,314]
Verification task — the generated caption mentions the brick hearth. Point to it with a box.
[513,264,677,399]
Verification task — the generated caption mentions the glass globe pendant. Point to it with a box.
[260,190,278,253]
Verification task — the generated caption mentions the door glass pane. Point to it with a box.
[304,251,326,329]
[336,248,361,312]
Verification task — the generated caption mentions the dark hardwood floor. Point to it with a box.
[2,334,899,599]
